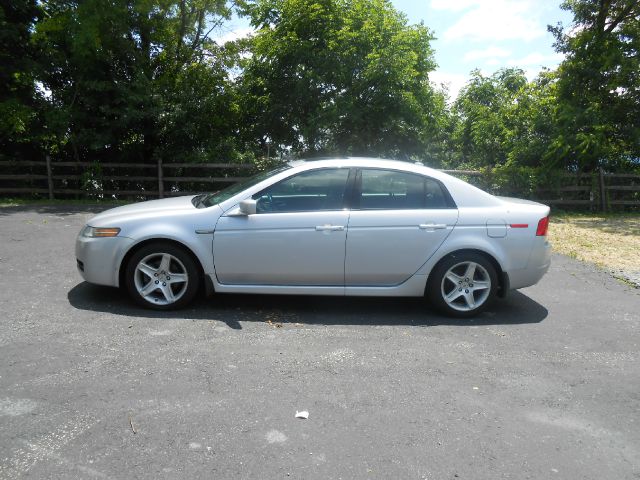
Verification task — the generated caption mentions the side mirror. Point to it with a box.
[239,199,257,215]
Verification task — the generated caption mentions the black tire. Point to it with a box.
[427,252,498,318]
[124,242,200,310]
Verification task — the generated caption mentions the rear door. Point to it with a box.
[345,168,458,286]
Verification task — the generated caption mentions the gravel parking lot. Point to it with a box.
[1,205,639,480]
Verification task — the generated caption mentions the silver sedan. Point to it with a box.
[76,158,551,317]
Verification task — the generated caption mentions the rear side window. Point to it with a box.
[357,169,454,210]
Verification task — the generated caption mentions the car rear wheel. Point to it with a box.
[125,243,200,310]
[427,252,498,318]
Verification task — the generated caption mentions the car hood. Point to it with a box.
[87,195,199,227]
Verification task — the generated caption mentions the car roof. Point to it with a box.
[287,157,471,185]
[289,157,435,174]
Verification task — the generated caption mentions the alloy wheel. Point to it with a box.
[133,252,189,306]
[440,261,491,312]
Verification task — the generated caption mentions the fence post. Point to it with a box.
[45,155,54,200]
[157,158,164,198]
[598,168,606,212]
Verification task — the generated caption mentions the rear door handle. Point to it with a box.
[315,225,345,231]
[419,223,447,230]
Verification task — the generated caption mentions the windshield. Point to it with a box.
[195,165,292,208]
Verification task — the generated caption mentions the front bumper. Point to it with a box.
[75,234,134,287]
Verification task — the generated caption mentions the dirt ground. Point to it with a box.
[549,213,640,286]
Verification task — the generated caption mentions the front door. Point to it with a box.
[213,168,351,286]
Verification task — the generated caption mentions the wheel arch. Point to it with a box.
[425,248,509,298]
[118,238,206,290]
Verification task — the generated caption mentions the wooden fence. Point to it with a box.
[438,169,640,210]
[0,158,255,199]
[0,158,638,211]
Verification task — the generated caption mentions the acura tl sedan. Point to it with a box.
[76,158,551,317]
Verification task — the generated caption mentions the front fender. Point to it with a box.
[116,226,215,286]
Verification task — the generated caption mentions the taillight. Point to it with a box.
[536,216,549,236]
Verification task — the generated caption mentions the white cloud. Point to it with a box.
[213,27,255,46]
[430,0,482,12]
[431,0,546,42]
[430,71,468,100]
[507,52,564,67]
[523,68,540,80]
[463,46,511,61]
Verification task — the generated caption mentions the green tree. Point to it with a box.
[549,0,640,172]
[453,68,527,169]
[237,0,443,160]
[451,68,560,171]
[34,0,238,165]
[0,0,42,157]
[502,71,559,169]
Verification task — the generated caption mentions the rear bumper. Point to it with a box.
[507,239,552,290]
[75,234,134,287]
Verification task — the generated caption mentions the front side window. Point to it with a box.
[253,168,350,213]
[357,169,453,210]
[197,165,292,208]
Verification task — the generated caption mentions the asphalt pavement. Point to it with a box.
[1,205,639,480]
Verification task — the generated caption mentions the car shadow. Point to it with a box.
[67,282,548,329]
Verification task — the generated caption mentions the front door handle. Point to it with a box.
[315,225,345,232]
[419,223,447,230]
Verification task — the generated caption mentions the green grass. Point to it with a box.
[549,213,640,272]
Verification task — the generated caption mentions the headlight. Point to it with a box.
[82,226,121,237]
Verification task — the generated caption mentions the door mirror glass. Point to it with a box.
[239,199,257,215]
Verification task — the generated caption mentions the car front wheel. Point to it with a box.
[125,242,200,310]
[427,252,498,318]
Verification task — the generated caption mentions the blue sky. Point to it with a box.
[394,0,573,98]
[217,0,574,99]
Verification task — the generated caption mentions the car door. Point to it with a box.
[345,168,459,286]
[213,168,351,286]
